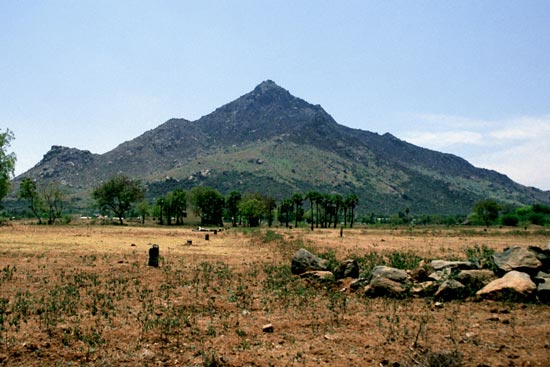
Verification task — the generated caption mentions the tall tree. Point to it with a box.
[279,199,293,228]
[92,175,145,225]
[264,195,277,227]
[291,193,303,228]
[42,183,65,225]
[18,178,42,224]
[188,187,224,226]
[136,200,150,224]
[171,189,187,225]
[332,194,343,228]
[0,129,16,205]
[305,191,320,230]
[238,193,265,227]
[473,199,501,227]
[155,197,165,225]
[345,193,359,228]
[226,190,242,227]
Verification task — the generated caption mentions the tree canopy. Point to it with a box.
[188,187,224,226]
[92,175,145,225]
[473,199,501,227]
[0,129,16,205]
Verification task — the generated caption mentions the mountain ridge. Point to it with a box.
[11,80,550,215]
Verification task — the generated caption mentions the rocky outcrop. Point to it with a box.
[291,246,549,303]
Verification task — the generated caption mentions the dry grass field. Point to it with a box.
[1,222,549,366]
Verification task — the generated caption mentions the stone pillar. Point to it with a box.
[148,244,159,267]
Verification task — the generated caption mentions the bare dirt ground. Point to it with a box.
[0,222,549,366]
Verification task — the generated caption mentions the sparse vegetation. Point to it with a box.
[0,223,549,366]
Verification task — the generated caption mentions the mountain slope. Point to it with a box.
[11,80,550,215]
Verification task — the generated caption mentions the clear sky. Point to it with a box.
[2,1,550,190]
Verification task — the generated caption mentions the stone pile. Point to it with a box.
[291,246,550,303]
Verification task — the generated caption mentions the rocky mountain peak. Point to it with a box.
[40,146,95,164]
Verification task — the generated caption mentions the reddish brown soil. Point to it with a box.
[0,223,549,366]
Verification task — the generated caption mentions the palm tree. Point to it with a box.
[305,191,320,230]
[291,193,303,228]
[332,194,343,228]
[345,193,359,228]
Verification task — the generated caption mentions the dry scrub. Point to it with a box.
[0,223,549,366]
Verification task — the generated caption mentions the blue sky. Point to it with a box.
[2,1,550,190]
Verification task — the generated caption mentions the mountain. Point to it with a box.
[10,80,550,215]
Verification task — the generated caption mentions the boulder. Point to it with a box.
[434,279,467,301]
[455,269,497,291]
[476,271,537,301]
[334,259,360,280]
[291,248,328,275]
[365,277,408,298]
[492,247,542,275]
[370,266,408,283]
[430,260,477,271]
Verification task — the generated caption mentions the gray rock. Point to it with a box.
[476,271,537,301]
[365,277,408,298]
[455,269,497,291]
[492,246,542,275]
[537,279,550,304]
[370,266,409,283]
[334,259,359,279]
[434,279,467,301]
[534,271,550,284]
[430,260,477,271]
[291,248,328,275]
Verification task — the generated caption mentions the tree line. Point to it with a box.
[86,175,360,228]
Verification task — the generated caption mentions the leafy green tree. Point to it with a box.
[42,183,65,225]
[264,195,277,227]
[18,177,42,224]
[136,200,150,224]
[226,190,242,227]
[188,187,224,226]
[92,175,145,225]
[238,193,265,227]
[0,129,16,205]
[473,199,501,227]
